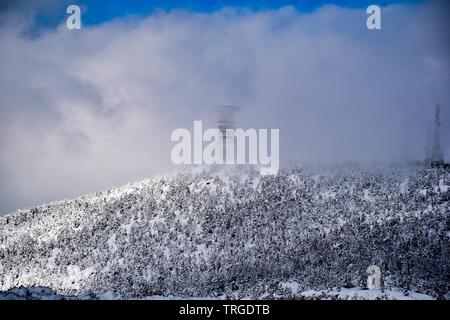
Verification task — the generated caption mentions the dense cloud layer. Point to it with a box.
[0,1,449,213]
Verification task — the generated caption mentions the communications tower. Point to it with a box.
[216,105,240,164]
[426,104,444,165]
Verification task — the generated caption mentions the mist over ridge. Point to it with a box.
[0,1,449,213]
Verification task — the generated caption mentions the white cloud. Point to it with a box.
[0,2,449,213]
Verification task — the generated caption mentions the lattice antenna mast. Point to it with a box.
[429,103,444,165]
[216,105,240,164]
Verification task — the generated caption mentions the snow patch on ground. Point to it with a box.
[107,234,118,253]
[0,286,435,300]
[279,282,435,300]
[298,288,434,300]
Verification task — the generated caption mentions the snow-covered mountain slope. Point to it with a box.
[0,164,449,299]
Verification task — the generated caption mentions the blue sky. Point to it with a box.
[3,0,423,28]
[79,0,423,25]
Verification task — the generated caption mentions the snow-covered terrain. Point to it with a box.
[0,286,435,300]
[0,164,448,299]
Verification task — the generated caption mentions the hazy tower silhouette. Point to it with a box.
[427,104,444,165]
[216,105,240,164]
